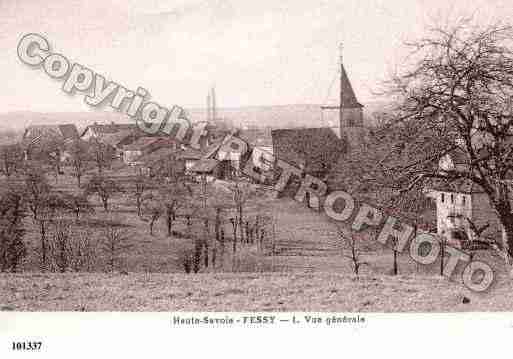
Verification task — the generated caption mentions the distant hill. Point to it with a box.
[0,102,389,133]
[188,102,387,129]
[0,111,129,134]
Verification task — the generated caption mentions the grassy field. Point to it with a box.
[19,165,345,274]
[4,165,513,311]
[2,272,513,311]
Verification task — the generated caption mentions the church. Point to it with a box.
[271,57,369,198]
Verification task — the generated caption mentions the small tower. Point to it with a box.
[321,45,364,136]
[206,87,216,122]
[339,46,364,128]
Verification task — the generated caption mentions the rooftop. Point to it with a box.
[189,158,220,173]
[271,127,347,174]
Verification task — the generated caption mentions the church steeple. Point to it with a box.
[340,63,363,109]
[339,46,363,128]
[321,45,365,135]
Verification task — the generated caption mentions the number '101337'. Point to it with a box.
[12,341,42,351]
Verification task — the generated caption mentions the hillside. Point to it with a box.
[1,168,509,312]
[2,272,512,311]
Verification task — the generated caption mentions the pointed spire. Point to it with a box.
[340,62,363,109]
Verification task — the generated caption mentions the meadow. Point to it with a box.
[2,162,511,311]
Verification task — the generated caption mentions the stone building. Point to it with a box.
[426,151,507,248]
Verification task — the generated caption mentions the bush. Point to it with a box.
[177,248,193,274]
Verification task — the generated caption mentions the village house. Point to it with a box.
[188,158,226,182]
[180,141,226,178]
[136,147,185,177]
[179,147,206,173]
[131,136,235,181]
[81,122,141,157]
[237,128,274,165]
[122,136,179,166]
[94,130,137,159]
[22,124,80,161]
[80,122,138,141]
[23,124,79,145]
[426,150,509,249]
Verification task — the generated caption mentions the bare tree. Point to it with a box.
[204,184,234,268]
[51,215,72,273]
[27,137,65,182]
[192,207,214,269]
[383,188,434,275]
[142,194,162,236]
[381,20,513,264]
[22,166,51,220]
[132,173,154,217]
[337,227,368,277]
[49,141,64,182]
[101,221,131,272]
[69,226,98,272]
[0,144,24,177]
[68,139,91,187]
[193,236,203,273]
[36,193,68,270]
[177,246,194,274]
[84,174,123,211]
[89,138,115,174]
[226,180,256,245]
[0,184,26,272]
[159,176,192,237]
[20,167,56,270]
[229,217,238,254]
[63,193,94,219]
[255,214,272,253]
[180,197,198,238]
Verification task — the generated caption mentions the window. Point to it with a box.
[441,193,445,203]
[450,194,454,203]
[462,196,466,205]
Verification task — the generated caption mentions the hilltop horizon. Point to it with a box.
[0,101,389,133]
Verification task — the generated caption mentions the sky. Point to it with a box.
[1,0,512,113]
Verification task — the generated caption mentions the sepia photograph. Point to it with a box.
[1,0,513,356]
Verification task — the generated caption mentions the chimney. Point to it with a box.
[207,92,211,122]
[211,87,216,122]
